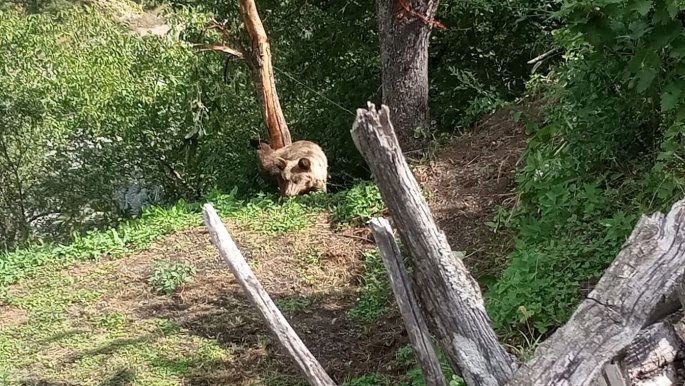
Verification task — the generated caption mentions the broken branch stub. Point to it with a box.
[508,198,685,386]
[202,204,335,386]
[351,103,516,385]
[369,217,449,386]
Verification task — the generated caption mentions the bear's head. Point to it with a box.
[278,157,326,197]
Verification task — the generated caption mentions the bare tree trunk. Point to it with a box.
[238,0,291,149]
[376,0,441,152]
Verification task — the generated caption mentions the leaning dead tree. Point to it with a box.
[370,217,449,386]
[197,0,290,149]
[202,102,685,386]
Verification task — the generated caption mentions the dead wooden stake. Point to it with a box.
[369,217,449,386]
[202,204,335,386]
[351,103,516,385]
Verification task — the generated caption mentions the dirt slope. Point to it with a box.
[418,107,529,278]
[0,107,530,385]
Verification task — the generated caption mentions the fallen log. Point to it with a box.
[507,198,685,386]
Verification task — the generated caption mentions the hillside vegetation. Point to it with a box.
[1,0,685,384]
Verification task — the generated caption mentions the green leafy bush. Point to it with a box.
[0,3,264,250]
[332,182,385,226]
[148,260,197,295]
[486,0,685,338]
[430,0,562,129]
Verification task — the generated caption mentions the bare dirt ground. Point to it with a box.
[0,106,533,385]
[417,107,531,279]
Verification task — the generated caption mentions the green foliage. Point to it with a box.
[347,250,392,323]
[430,0,562,128]
[233,195,322,235]
[342,374,388,386]
[96,312,127,330]
[148,259,196,295]
[485,0,685,339]
[332,182,385,226]
[395,345,464,386]
[0,200,199,289]
[1,0,560,251]
[0,3,266,250]
[275,296,313,314]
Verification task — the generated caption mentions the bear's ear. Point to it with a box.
[276,157,288,170]
[298,158,311,171]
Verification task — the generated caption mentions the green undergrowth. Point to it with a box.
[0,182,385,293]
[485,0,685,341]
[0,181,391,384]
[347,250,392,323]
[394,345,464,386]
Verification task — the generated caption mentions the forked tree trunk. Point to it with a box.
[376,0,440,152]
[238,0,291,149]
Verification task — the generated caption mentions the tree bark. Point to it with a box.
[351,103,516,385]
[376,0,440,152]
[238,0,291,149]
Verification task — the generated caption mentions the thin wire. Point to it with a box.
[272,65,356,116]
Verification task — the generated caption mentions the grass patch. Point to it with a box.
[347,250,392,323]
[0,181,401,384]
[332,182,385,227]
[1,183,381,294]
[342,374,388,386]
[233,197,320,235]
[0,200,200,291]
[296,247,323,266]
[275,296,313,314]
[0,253,230,385]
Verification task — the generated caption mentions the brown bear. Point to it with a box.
[250,139,328,197]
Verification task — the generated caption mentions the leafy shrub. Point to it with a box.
[485,0,685,338]
[148,260,196,295]
[0,3,264,250]
[332,182,385,226]
[429,0,562,129]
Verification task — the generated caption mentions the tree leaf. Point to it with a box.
[628,0,653,16]
[636,67,657,93]
[660,81,682,112]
